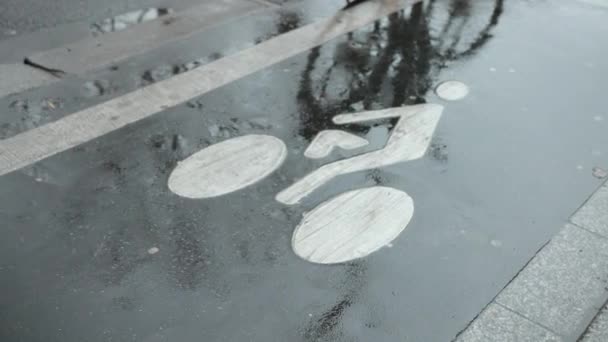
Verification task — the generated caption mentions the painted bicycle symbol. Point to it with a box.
[168,103,445,264]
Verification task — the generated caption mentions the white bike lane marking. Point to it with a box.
[304,130,369,159]
[276,103,444,205]
[168,135,287,199]
[435,80,469,101]
[292,186,413,264]
[0,0,410,177]
[165,104,445,264]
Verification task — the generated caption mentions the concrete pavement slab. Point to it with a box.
[495,224,608,339]
[572,185,608,238]
[455,303,562,342]
[580,305,608,342]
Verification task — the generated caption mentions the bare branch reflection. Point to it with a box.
[296,0,504,140]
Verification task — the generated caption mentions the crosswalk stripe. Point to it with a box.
[0,0,410,177]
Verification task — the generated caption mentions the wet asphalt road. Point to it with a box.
[2,0,608,341]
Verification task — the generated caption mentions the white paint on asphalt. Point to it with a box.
[276,104,443,205]
[168,135,286,199]
[435,80,469,101]
[292,186,413,264]
[148,247,160,254]
[304,130,369,159]
[0,0,409,177]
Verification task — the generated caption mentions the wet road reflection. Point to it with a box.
[294,1,503,338]
[296,0,503,140]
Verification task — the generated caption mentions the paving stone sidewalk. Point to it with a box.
[455,182,608,342]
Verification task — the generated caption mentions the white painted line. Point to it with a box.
[276,104,443,205]
[304,130,369,159]
[27,0,266,74]
[0,0,411,177]
[292,186,413,264]
[168,135,287,198]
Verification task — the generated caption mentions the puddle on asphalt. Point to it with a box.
[90,8,173,35]
[292,0,502,142]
